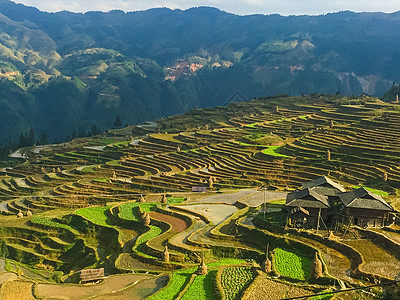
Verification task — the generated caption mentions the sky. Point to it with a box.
[13,0,400,16]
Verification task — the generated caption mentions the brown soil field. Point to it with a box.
[149,212,187,233]
[244,275,313,300]
[343,239,400,279]
[36,274,155,300]
[92,275,168,300]
[116,253,169,271]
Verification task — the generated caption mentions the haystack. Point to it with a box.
[208,177,213,188]
[144,214,151,226]
[311,252,323,280]
[197,260,207,275]
[262,256,272,273]
[163,246,170,262]
[139,194,145,202]
[383,172,388,182]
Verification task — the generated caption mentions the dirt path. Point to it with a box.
[187,189,287,207]
[241,191,287,207]
[168,212,207,252]
[36,274,156,300]
[174,204,238,225]
[0,272,18,284]
[188,189,256,204]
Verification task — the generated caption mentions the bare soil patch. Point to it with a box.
[244,275,313,300]
[92,275,168,300]
[36,274,153,300]
[174,204,237,225]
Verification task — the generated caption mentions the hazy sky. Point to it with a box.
[13,0,400,15]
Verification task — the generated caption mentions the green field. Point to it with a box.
[274,248,311,280]
[181,270,217,300]
[30,217,75,232]
[75,206,111,226]
[149,259,247,300]
[221,267,255,300]
[262,146,290,157]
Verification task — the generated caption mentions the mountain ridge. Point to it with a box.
[0,0,399,145]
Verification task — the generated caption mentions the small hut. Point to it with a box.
[80,268,105,283]
[161,194,167,204]
[17,210,23,218]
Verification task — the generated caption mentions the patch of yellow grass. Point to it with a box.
[0,280,34,300]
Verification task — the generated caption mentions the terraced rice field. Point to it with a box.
[0,95,400,299]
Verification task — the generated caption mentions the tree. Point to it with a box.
[39,133,48,145]
[91,125,101,136]
[27,128,35,146]
[114,115,122,128]
[0,240,8,258]
[18,133,26,148]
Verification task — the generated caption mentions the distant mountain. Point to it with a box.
[0,0,399,144]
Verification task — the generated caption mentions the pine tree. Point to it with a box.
[114,115,122,128]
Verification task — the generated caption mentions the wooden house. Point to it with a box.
[301,176,346,207]
[339,187,394,227]
[286,188,330,227]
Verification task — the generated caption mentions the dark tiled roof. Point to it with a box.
[286,188,330,208]
[301,176,346,195]
[339,187,393,211]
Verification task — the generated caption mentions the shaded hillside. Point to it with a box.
[0,0,399,143]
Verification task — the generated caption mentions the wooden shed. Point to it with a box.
[80,268,105,283]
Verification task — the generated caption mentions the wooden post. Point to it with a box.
[316,208,321,233]
[263,187,266,219]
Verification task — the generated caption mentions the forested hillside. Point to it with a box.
[0,0,399,145]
